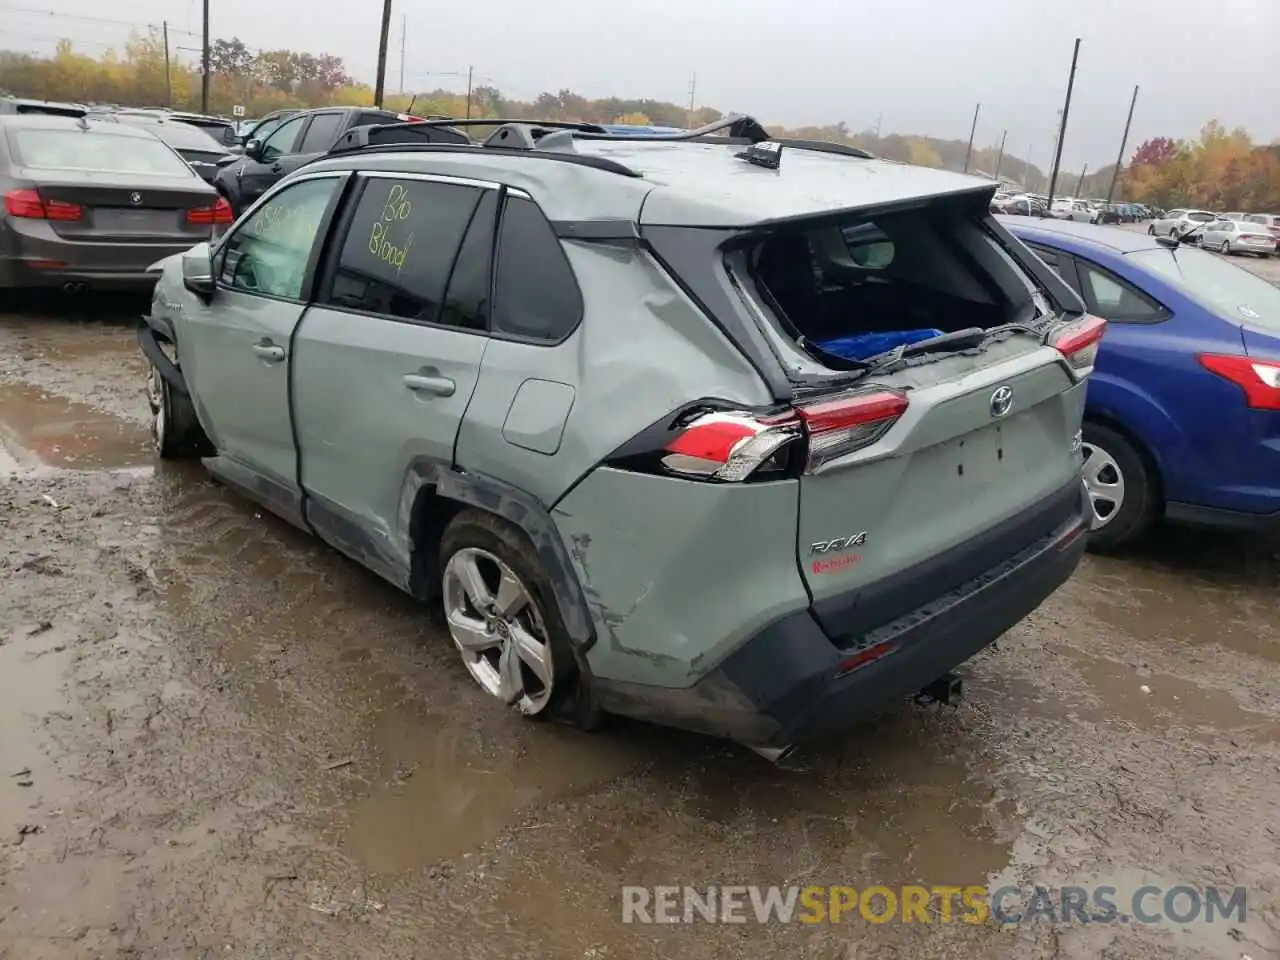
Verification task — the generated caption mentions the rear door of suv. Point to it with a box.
[291,171,495,585]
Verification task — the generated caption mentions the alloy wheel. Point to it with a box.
[1221,240,1231,255]
[1081,441,1125,529]
[147,365,166,454]
[442,547,556,715]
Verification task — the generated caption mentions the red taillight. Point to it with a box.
[662,412,801,481]
[794,389,909,472]
[658,389,909,481]
[1198,354,1280,410]
[187,197,234,225]
[1051,314,1107,375]
[4,188,82,221]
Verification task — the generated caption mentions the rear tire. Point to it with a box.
[439,509,582,723]
[1220,240,1231,255]
[147,362,210,459]
[1081,422,1158,553]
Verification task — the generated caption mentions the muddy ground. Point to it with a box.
[2,249,1279,959]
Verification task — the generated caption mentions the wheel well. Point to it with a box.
[1085,412,1165,508]
[407,485,465,602]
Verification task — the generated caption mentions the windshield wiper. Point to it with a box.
[862,327,988,370]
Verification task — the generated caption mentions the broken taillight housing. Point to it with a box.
[1050,314,1107,376]
[649,388,910,482]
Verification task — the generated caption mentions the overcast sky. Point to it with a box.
[5,0,1276,170]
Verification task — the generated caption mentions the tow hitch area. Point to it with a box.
[746,743,798,764]
[916,671,964,706]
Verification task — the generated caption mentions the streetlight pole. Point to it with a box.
[200,0,210,113]
[962,102,980,173]
[1046,38,1081,210]
[373,0,392,107]
[1106,85,1140,205]
[993,128,1007,181]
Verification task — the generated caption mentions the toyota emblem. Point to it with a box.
[129,192,143,206]
[990,385,1014,418]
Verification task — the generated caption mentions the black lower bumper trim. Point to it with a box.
[593,480,1089,747]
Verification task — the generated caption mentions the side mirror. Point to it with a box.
[181,248,215,298]
[243,138,263,161]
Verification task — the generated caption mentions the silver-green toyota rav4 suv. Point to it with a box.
[140,116,1099,759]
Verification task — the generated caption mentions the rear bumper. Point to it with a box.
[0,258,164,291]
[0,224,196,291]
[594,479,1089,748]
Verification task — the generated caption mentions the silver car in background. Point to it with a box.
[0,114,224,292]
[1200,218,1279,257]
[1149,208,1216,240]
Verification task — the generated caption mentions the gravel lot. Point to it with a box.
[1,233,1278,960]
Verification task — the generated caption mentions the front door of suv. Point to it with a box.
[291,173,495,586]
[183,173,345,517]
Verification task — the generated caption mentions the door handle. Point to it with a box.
[403,373,456,397]
[252,343,285,362]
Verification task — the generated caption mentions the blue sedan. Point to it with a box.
[1003,217,1280,550]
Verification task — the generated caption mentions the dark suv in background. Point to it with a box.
[212,106,467,215]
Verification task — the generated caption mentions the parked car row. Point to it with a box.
[991,192,1155,224]
[1149,209,1279,255]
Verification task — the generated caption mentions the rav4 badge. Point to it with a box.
[811,532,868,555]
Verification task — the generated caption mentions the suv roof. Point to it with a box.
[308,116,995,229]
[0,96,86,118]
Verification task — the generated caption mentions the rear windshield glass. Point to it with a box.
[739,204,1045,366]
[1129,246,1280,330]
[1187,211,1215,222]
[117,119,228,154]
[7,128,193,177]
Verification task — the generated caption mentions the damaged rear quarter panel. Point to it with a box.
[552,466,810,689]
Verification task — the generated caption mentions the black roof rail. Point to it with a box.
[572,114,772,143]
[772,138,875,160]
[321,140,642,178]
[384,117,611,135]
[329,121,473,154]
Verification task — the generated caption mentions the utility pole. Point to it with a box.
[1025,141,1034,189]
[162,20,172,106]
[373,0,392,107]
[1074,162,1089,197]
[1106,84,1140,205]
[1046,38,1081,210]
[685,73,696,128]
[200,0,210,113]
[962,102,980,173]
[465,65,473,118]
[874,112,882,138]
[993,128,1007,181]
[398,15,406,96]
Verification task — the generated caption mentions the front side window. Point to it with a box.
[259,115,306,161]
[1077,260,1166,322]
[325,176,486,325]
[219,177,339,300]
[492,196,584,341]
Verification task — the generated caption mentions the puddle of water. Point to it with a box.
[1056,645,1278,739]
[342,719,634,874]
[0,382,151,472]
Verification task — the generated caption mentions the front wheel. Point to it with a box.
[439,510,579,720]
[1081,422,1158,552]
[1147,224,1155,234]
[147,362,210,459]
[1220,240,1231,255]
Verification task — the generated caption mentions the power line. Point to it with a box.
[0,4,199,36]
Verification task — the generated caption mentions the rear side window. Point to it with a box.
[1076,260,1166,322]
[298,113,344,153]
[325,176,486,326]
[491,196,583,341]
